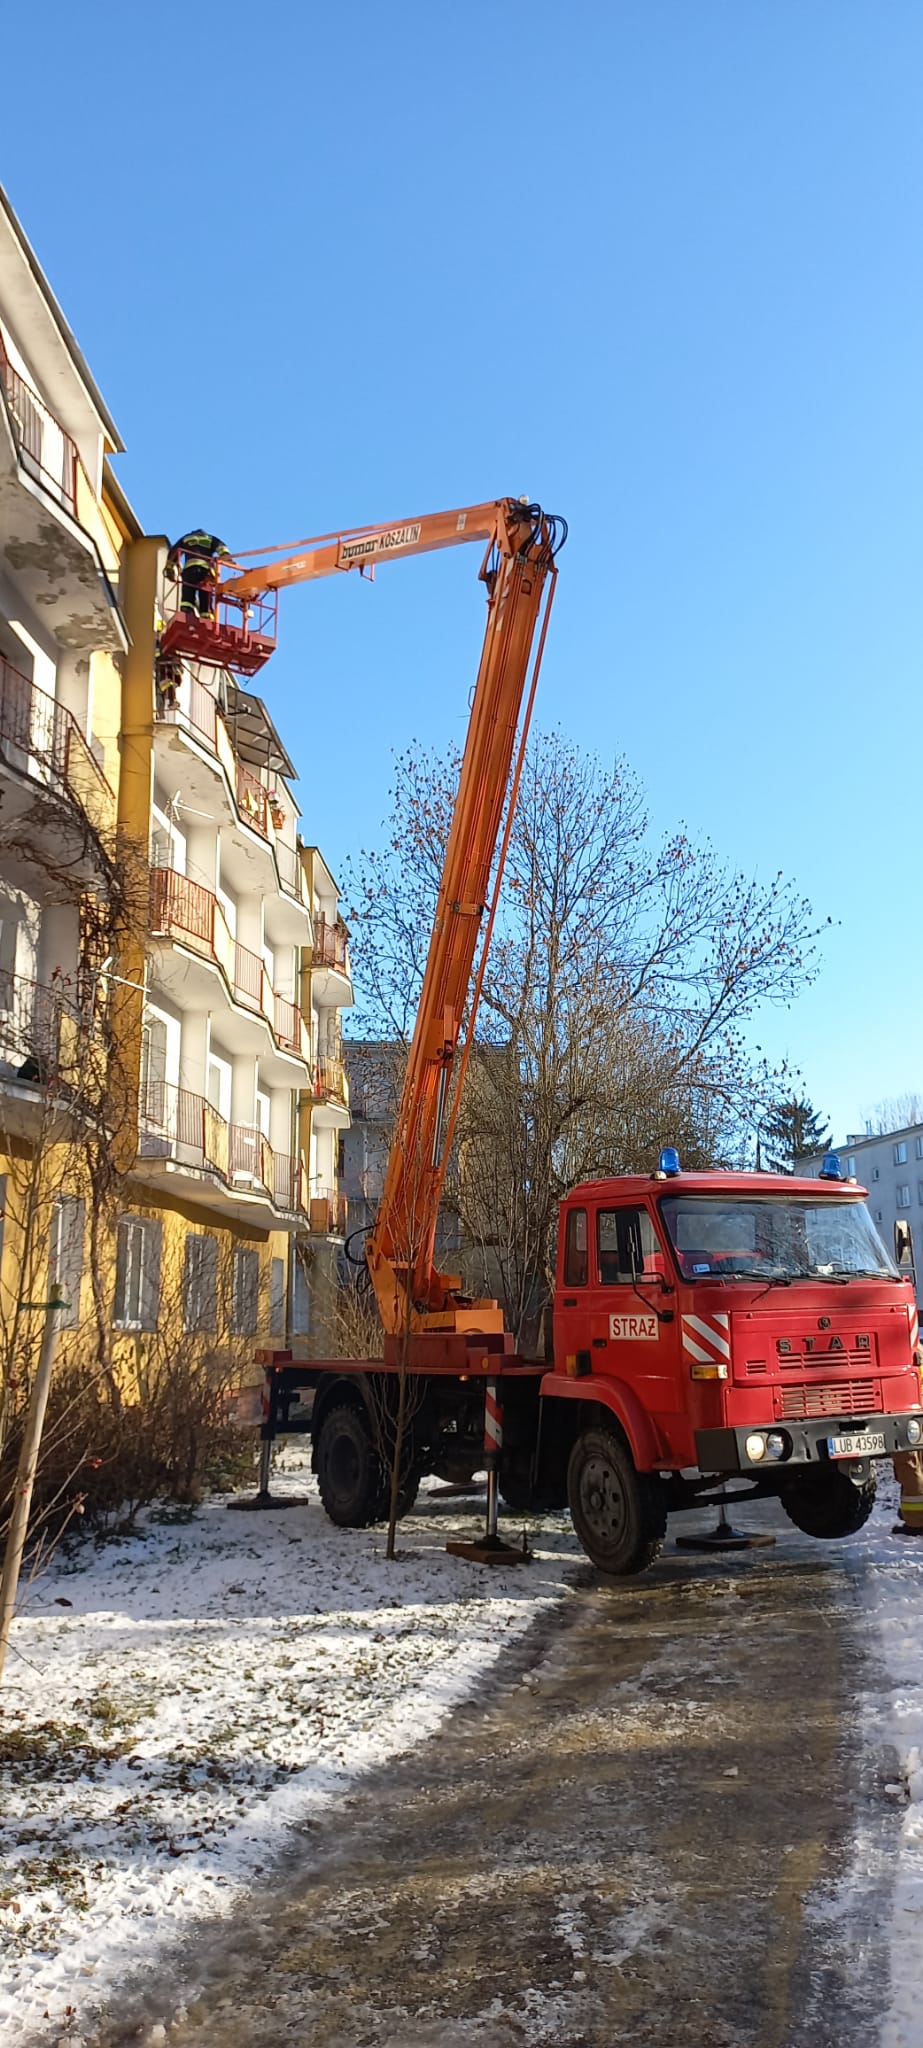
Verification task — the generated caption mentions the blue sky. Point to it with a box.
[5,0,921,1142]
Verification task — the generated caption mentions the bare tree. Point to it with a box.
[862,1093,923,1137]
[343,730,828,1347]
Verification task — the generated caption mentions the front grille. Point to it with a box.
[778,1346,871,1372]
[778,1380,877,1421]
[745,1359,767,1376]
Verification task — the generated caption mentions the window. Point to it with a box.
[291,1244,311,1334]
[660,1193,897,1279]
[847,1156,857,1177]
[916,1136,923,1161]
[232,1248,260,1335]
[0,914,18,1012]
[50,1195,85,1329]
[597,1207,660,1284]
[114,1216,162,1330]
[873,1168,880,1181]
[895,1142,908,1166]
[270,1256,285,1337]
[140,1014,168,1123]
[183,1233,218,1332]
[563,1208,588,1287]
[897,1185,911,1209]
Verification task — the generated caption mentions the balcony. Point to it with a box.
[307,1189,349,1236]
[0,339,125,652]
[0,653,115,875]
[137,1081,306,1221]
[0,972,108,1134]
[154,680,310,924]
[149,868,310,1072]
[313,1055,349,1108]
[310,915,352,1006]
[310,1054,350,1131]
[236,760,270,837]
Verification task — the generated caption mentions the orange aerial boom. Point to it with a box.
[223,500,566,1351]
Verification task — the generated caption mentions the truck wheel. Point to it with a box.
[567,1428,666,1575]
[779,1466,877,1540]
[316,1404,385,1528]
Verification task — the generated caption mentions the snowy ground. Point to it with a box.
[3,1462,923,2046]
[853,1469,923,2048]
[0,1460,580,2045]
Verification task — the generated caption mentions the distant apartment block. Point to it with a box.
[800,1121,923,1302]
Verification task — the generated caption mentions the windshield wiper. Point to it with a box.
[826,1267,892,1281]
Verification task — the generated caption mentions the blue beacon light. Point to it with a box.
[658,1147,681,1177]
[819,1152,843,1181]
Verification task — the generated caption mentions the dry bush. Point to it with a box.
[0,1353,256,1553]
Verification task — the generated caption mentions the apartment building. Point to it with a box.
[800,1121,923,1303]
[0,185,351,1378]
[0,183,129,1363]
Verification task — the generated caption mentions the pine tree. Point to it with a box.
[760,1096,831,1174]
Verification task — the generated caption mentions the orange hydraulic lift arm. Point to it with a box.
[222,500,566,1340]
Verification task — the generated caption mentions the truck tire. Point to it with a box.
[567,1428,666,1575]
[315,1403,385,1528]
[779,1465,877,1540]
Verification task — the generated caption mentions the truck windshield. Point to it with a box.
[659,1195,898,1281]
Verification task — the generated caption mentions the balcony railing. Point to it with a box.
[274,993,305,1056]
[139,1081,305,1213]
[0,972,107,1098]
[149,868,308,1063]
[0,654,114,837]
[307,1188,349,1235]
[154,682,309,909]
[0,337,78,513]
[274,839,309,907]
[236,761,270,837]
[312,915,351,979]
[313,1055,349,1108]
[234,939,270,1013]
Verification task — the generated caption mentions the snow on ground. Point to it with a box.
[6,1453,923,2046]
[851,1468,923,2048]
[0,1459,580,2044]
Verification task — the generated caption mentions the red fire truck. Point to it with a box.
[213,499,922,1573]
[256,1149,922,1573]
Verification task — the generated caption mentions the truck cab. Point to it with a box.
[543,1151,923,1572]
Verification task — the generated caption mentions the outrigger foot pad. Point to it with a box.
[226,1491,311,1512]
[676,1519,775,1552]
[446,1533,531,1565]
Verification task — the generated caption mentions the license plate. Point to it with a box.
[827,1431,886,1459]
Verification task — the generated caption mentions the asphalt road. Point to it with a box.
[100,1505,898,2048]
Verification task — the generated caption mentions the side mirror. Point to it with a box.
[895,1219,915,1270]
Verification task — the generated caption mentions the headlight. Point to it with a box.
[745,1433,767,1462]
[907,1418,922,1447]
[766,1432,787,1460]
